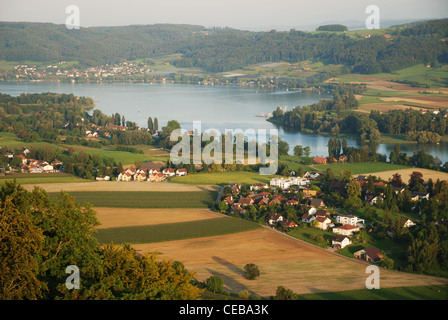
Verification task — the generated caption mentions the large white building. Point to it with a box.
[270,177,309,189]
[335,214,365,227]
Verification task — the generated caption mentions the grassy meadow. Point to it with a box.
[0,173,89,185]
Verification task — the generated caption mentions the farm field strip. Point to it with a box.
[95,216,261,244]
[21,181,218,192]
[357,168,448,182]
[94,207,223,229]
[312,162,410,175]
[48,190,217,208]
[132,228,448,297]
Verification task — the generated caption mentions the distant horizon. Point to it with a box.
[1,0,447,32]
[0,16,444,32]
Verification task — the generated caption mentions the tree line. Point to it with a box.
[1,19,447,76]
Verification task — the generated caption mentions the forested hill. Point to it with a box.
[0,19,447,73]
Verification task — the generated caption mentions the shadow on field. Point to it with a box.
[205,267,254,296]
[212,256,245,277]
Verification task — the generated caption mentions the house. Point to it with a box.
[162,168,176,176]
[148,168,161,175]
[335,214,365,227]
[312,157,327,164]
[148,172,165,182]
[268,197,282,206]
[256,197,270,206]
[333,224,360,236]
[410,192,430,201]
[18,155,27,164]
[268,214,284,226]
[304,172,321,180]
[118,172,133,182]
[404,219,416,228]
[286,199,299,206]
[125,168,136,176]
[338,155,347,163]
[302,188,318,196]
[257,191,271,198]
[281,219,298,228]
[40,162,54,173]
[222,196,234,205]
[332,235,352,249]
[354,247,382,263]
[176,168,188,176]
[250,183,268,191]
[21,147,30,156]
[230,203,246,214]
[310,198,326,208]
[314,216,333,230]
[28,166,43,174]
[96,175,110,181]
[365,193,382,206]
[301,213,316,224]
[315,209,330,217]
[238,197,254,207]
[302,205,317,215]
[134,172,147,182]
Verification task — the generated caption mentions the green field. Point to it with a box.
[48,191,216,208]
[297,285,448,300]
[0,173,89,185]
[171,171,281,185]
[67,144,167,165]
[287,227,335,249]
[312,162,410,175]
[337,64,448,88]
[95,217,261,244]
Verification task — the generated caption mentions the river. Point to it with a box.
[1,81,447,163]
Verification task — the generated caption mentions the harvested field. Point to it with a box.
[357,168,448,182]
[133,228,448,297]
[94,208,222,229]
[22,180,218,193]
[380,97,448,108]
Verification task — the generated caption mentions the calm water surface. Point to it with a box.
[1,81,447,162]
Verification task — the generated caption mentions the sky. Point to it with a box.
[1,0,447,31]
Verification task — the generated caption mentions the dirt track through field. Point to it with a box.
[133,228,448,296]
[94,208,223,229]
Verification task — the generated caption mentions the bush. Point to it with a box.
[274,286,297,300]
[244,263,260,280]
[238,290,251,299]
[206,275,224,293]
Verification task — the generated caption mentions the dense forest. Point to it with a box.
[1,19,447,74]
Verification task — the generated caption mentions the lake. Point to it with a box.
[1,81,447,163]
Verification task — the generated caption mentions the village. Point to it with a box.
[217,172,424,265]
